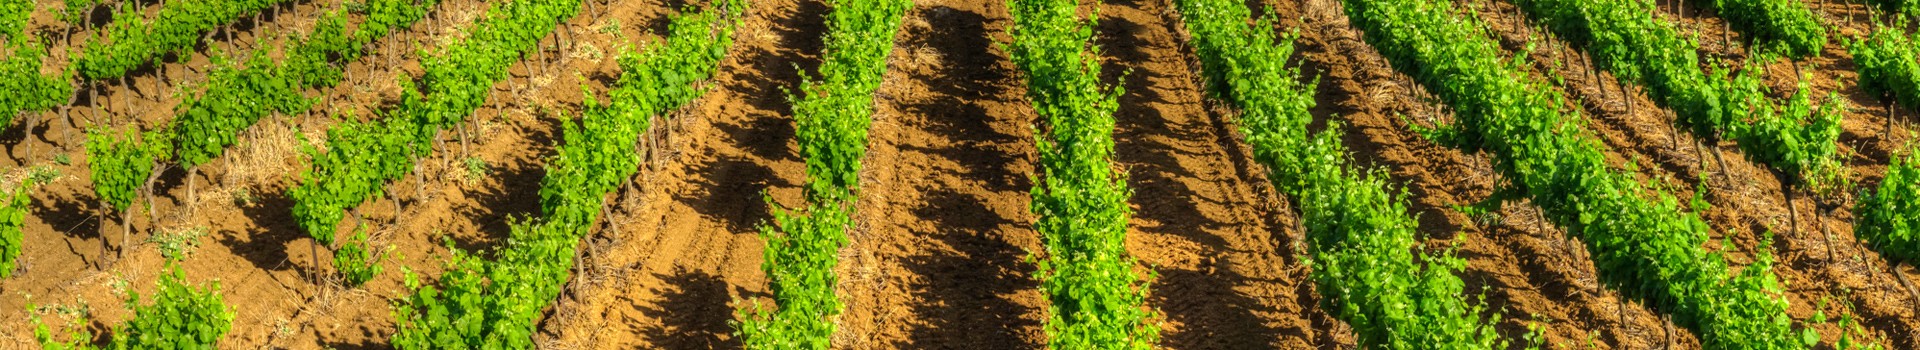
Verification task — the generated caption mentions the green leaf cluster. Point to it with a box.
[75,0,294,80]
[113,265,233,349]
[1006,0,1157,348]
[1343,0,1801,347]
[57,0,101,26]
[85,125,170,213]
[289,107,421,247]
[389,3,740,348]
[0,176,35,279]
[1,0,75,128]
[1706,0,1828,57]
[334,227,382,287]
[1848,19,1920,116]
[169,46,309,168]
[173,0,442,171]
[1173,0,1506,347]
[1857,148,1920,262]
[35,264,235,349]
[1514,0,1844,188]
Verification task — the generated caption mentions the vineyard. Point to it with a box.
[13,0,1920,348]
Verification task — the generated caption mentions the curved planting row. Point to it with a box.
[1006,0,1156,348]
[1172,0,1506,347]
[735,0,911,348]
[1510,0,1844,187]
[1341,0,1802,347]
[288,0,583,285]
[388,3,740,348]
[75,0,292,80]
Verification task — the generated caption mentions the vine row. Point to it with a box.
[2,0,75,128]
[1343,0,1802,347]
[736,0,911,348]
[289,0,583,277]
[1511,0,1845,188]
[389,3,740,348]
[1007,0,1156,348]
[1174,0,1509,347]
[76,0,293,80]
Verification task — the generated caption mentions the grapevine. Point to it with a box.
[1343,0,1802,347]
[1858,147,1920,264]
[84,125,170,259]
[736,0,910,348]
[1174,0,1506,347]
[1512,0,1845,188]
[32,264,235,349]
[390,2,741,347]
[75,0,294,80]
[2,0,75,129]
[1848,19,1920,116]
[1007,0,1157,348]
[1707,0,1828,57]
[0,176,35,279]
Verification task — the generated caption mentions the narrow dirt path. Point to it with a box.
[831,2,1047,349]
[535,0,818,347]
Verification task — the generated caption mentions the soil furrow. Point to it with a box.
[534,0,816,347]
[830,1,1047,349]
[1097,0,1324,348]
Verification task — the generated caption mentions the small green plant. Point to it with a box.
[333,228,383,287]
[462,156,490,182]
[597,18,624,36]
[29,166,59,184]
[0,175,33,278]
[111,264,234,349]
[30,301,96,350]
[231,187,254,206]
[33,264,235,349]
[147,226,207,262]
[1804,292,1888,349]
[52,153,69,165]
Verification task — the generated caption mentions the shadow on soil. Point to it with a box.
[1095,4,1286,348]
[889,5,1039,348]
[674,0,827,233]
[639,268,738,349]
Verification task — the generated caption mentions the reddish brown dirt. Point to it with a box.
[1271,0,1688,348]
[831,2,1047,349]
[11,0,1920,348]
[3,0,668,347]
[1461,0,1920,347]
[1098,0,1329,348]
[531,0,815,347]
